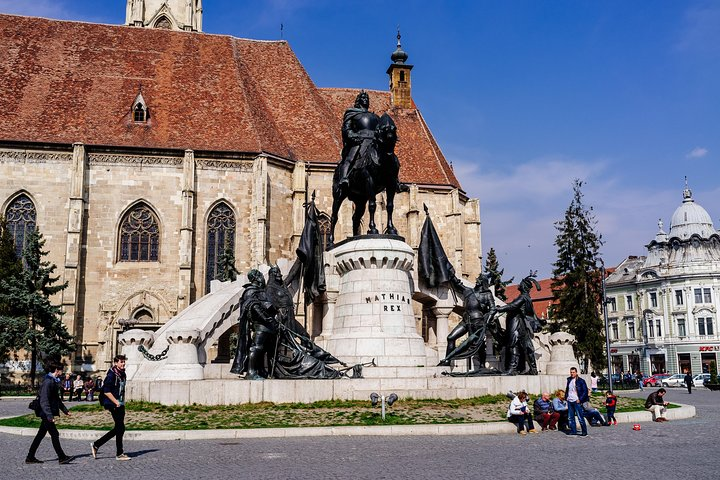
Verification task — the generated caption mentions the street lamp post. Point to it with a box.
[600,262,614,393]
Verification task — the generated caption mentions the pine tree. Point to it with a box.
[484,247,513,301]
[0,228,74,386]
[550,179,606,372]
[0,216,25,362]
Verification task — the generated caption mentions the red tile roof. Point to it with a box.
[0,14,460,189]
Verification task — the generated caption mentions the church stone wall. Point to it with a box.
[266,163,295,263]
[83,156,186,363]
[193,158,254,293]
[0,149,73,309]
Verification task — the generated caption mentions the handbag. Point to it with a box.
[28,396,40,411]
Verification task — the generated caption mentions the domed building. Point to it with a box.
[606,183,720,377]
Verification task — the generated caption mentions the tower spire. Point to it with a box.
[387,29,413,108]
[683,176,693,202]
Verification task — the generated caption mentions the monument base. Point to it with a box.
[318,236,427,367]
[127,370,572,405]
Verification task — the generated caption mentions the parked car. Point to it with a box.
[644,374,672,387]
[661,374,686,387]
[693,373,711,387]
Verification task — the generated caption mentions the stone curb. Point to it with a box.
[0,403,695,440]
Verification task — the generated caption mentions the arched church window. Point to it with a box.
[118,203,160,262]
[317,213,332,251]
[399,71,405,82]
[4,193,36,258]
[206,202,236,293]
[154,16,172,29]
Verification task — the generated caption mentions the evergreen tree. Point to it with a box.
[0,228,74,386]
[0,216,25,362]
[484,247,513,301]
[550,179,606,372]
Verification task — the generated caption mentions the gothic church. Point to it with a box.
[0,1,482,371]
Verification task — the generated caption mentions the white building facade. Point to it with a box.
[606,186,720,376]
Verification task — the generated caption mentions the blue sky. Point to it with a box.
[3,0,719,280]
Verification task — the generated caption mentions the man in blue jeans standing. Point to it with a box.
[565,367,589,436]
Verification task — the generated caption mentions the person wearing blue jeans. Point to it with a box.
[565,367,589,436]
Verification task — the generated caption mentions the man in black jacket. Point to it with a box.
[92,354,130,460]
[25,364,73,464]
[683,370,693,394]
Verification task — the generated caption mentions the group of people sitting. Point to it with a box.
[507,389,618,434]
[59,373,103,402]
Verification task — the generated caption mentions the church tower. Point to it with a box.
[387,30,413,109]
[126,0,203,32]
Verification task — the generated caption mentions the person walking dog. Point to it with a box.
[25,363,74,464]
[91,355,130,461]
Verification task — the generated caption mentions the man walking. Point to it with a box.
[91,354,130,460]
[683,370,693,394]
[565,367,589,436]
[25,363,74,464]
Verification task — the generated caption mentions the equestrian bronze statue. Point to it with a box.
[328,91,406,247]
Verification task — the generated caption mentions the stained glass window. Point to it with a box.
[5,194,36,258]
[205,202,236,293]
[119,203,160,262]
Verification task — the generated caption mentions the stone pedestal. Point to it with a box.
[318,236,427,367]
[545,332,579,375]
[156,329,204,380]
[118,329,155,379]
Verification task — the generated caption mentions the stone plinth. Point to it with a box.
[126,374,572,406]
[318,237,427,367]
[156,329,204,380]
[118,329,155,378]
[545,332,579,375]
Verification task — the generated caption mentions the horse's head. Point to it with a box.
[376,113,397,153]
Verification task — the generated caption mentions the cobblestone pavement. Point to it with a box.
[0,388,715,479]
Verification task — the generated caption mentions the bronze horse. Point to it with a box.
[327,113,400,248]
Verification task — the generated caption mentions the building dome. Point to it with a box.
[668,186,716,240]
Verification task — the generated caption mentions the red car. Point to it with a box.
[643,374,671,387]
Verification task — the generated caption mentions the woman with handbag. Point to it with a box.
[25,363,73,464]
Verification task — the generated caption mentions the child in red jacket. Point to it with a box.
[605,391,618,425]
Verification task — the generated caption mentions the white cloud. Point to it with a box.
[674,5,720,54]
[447,155,688,281]
[686,147,708,159]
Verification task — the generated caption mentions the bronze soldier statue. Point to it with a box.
[230,269,279,380]
[336,91,381,192]
[438,267,499,373]
[495,272,545,375]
